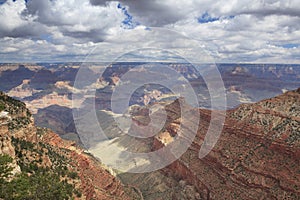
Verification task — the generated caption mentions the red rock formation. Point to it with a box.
[39,131,131,199]
[0,92,134,200]
[151,88,300,199]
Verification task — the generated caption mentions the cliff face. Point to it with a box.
[153,88,300,199]
[0,92,134,200]
[39,131,133,200]
[119,89,300,199]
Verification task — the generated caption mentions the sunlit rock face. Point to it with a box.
[0,92,135,200]
[157,89,299,199]
[117,89,300,199]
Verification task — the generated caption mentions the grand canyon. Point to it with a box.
[0,63,299,199]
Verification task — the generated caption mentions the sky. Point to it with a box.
[0,0,300,63]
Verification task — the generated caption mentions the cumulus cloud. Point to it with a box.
[0,0,125,40]
[90,0,300,26]
[0,0,299,63]
[90,0,189,26]
[0,0,38,38]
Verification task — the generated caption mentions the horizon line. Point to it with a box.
[1,62,300,65]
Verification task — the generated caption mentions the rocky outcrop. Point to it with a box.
[0,65,36,92]
[151,88,300,199]
[40,131,133,200]
[34,105,76,136]
[24,92,73,114]
[120,88,300,199]
[0,131,21,179]
[0,92,135,199]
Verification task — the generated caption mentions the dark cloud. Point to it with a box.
[89,0,107,6]
[90,0,183,26]
[90,0,300,27]
[61,28,106,43]
[238,8,300,18]
[0,22,44,39]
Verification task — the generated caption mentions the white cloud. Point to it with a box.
[0,0,299,63]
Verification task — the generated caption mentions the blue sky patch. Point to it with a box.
[117,3,139,29]
[280,43,299,49]
[198,12,219,24]
[39,34,53,42]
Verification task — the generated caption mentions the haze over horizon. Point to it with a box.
[0,0,300,63]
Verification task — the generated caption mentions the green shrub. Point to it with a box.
[0,154,13,182]
[67,171,78,179]
[0,162,77,200]
[0,103,5,111]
